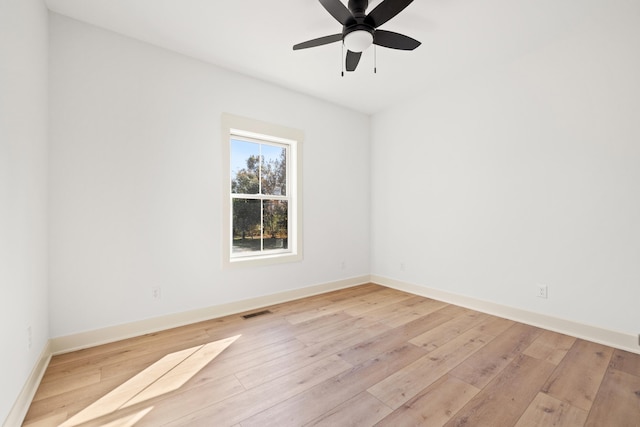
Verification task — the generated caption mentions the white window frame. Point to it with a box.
[221,113,303,268]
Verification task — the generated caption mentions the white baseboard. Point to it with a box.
[371,275,640,355]
[3,341,52,427]
[50,275,369,355]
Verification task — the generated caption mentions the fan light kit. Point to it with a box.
[293,0,420,72]
[343,30,374,52]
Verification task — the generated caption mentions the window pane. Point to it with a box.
[261,144,287,196]
[231,139,260,195]
[263,200,288,250]
[232,199,261,253]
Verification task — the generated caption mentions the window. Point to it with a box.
[221,114,302,268]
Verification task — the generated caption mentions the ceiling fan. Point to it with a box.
[293,0,421,72]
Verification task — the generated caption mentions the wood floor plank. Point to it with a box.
[408,309,490,352]
[449,323,542,388]
[47,312,283,382]
[236,323,385,389]
[102,338,306,392]
[94,407,155,427]
[161,355,353,426]
[22,411,68,427]
[473,315,517,336]
[293,314,381,345]
[609,348,640,377]
[444,355,557,427]
[585,368,640,427]
[77,374,246,427]
[139,374,246,425]
[43,328,213,380]
[542,339,613,411]
[289,311,352,335]
[523,330,577,365]
[204,316,294,348]
[283,286,397,325]
[123,336,240,408]
[239,343,425,427]
[307,392,392,427]
[95,324,272,381]
[49,306,275,369]
[337,304,459,366]
[515,392,588,427]
[376,374,481,427]
[26,337,305,423]
[342,288,418,316]
[179,336,307,383]
[24,372,136,422]
[54,343,210,427]
[31,369,101,402]
[369,297,450,328]
[274,284,383,312]
[367,324,496,409]
[318,284,388,305]
[44,326,206,368]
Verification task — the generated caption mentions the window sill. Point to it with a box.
[224,252,303,269]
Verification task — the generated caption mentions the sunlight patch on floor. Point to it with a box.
[99,407,154,427]
[58,335,240,427]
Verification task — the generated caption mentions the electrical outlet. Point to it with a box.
[27,326,32,350]
[340,261,346,270]
[537,284,548,299]
[152,286,162,300]
[400,262,405,271]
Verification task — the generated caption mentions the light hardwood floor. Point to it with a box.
[24,284,640,426]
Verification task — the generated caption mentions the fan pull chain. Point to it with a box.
[341,42,344,77]
[374,45,377,74]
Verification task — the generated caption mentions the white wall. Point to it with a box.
[48,14,370,338]
[371,2,640,336]
[0,0,49,423]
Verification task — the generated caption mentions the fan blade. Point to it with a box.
[293,34,342,50]
[365,0,414,28]
[345,50,362,71]
[319,0,355,26]
[373,30,420,50]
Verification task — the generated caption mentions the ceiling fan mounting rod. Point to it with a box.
[348,0,368,18]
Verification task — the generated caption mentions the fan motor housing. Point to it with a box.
[342,23,375,39]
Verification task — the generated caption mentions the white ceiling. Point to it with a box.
[45,0,606,115]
